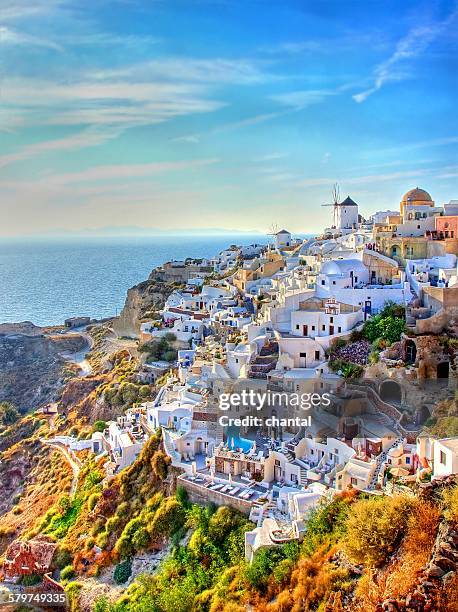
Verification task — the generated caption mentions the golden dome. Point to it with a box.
[401,187,432,203]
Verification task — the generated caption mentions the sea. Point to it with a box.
[0,234,272,326]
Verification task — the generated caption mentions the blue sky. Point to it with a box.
[0,0,457,236]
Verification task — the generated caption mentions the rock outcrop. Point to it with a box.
[377,476,458,611]
[0,329,88,411]
[113,275,179,338]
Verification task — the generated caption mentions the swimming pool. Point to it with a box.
[226,426,254,453]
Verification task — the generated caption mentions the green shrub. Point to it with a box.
[21,573,41,586]
[148,498,186,540]
[132,527,150,550]
[368,350,380,365]
[328,359,363,379]
[115,535,134,559]
[151,451,170,480]
[0,402,19,426]
[363,301,406,345]
[53,547,73,570]
[96,531,108,550]
[87,493,101,512]
[60,565,76,581]
[176,485,189,507]
[113,559,132,584]
[92,420,106,433]
[105,516,121,533]
[85,537,96,551]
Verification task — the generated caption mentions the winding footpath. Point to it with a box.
[41,440,81,497]
[60,327,94,377]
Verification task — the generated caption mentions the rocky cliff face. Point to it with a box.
[0,327,88,411]
[113,275,179,338]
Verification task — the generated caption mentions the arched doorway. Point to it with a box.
[415,404,432,426]
[379,380,402,405]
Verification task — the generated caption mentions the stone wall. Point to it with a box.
[178,476,253,515]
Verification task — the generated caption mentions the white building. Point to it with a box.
[141,317,205,344]
[91,416,147,471]
[274,230,292,249]
[212,248,240,273]
[333,196,359,232]
[416,435,458,480]
[335,457,377,491]
[289,296,363,344]
[318,259,369,290]
[317,258,412,311]
[371,210,399,225]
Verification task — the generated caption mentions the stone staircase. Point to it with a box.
[278,447,295,462]
[367,436,404,490]
[298,465,308,486]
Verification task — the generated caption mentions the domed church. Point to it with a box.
[400,187,435,221]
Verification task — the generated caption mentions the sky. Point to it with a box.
[0,0,457,237]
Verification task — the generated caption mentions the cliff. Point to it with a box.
[113,275,180,338]
[0,327,88,411]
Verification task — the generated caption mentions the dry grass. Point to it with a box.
[247,544,351,612]
[0,445,72,547]
[353,500,440,609]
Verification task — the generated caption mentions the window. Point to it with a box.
[315,350,320,360]
[332,280,336,285]
[351,477,358,485]
[296,324,300,330]
[330,316,334,323]
[312,325,315,331]
[321,280,325,285]
[406,457,410,464]
[338,326,342,333]
[322,324,326,331]
[299,352,307,358]
[440,450,447,465]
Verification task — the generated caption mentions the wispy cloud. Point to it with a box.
[0,26,63,50]
[295,168,433,188]
[271,88,337,109]
[365,136,458,157]
[260,30,391,57]
[0,127,121,169]
[35,158,220,185]
[353,10,458,102]
[0,77,226,147]
[63,32,161,48]
[173,109,294,143]
[253,153,289,162]
[0,0,66,21]
[93,57,277,85]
